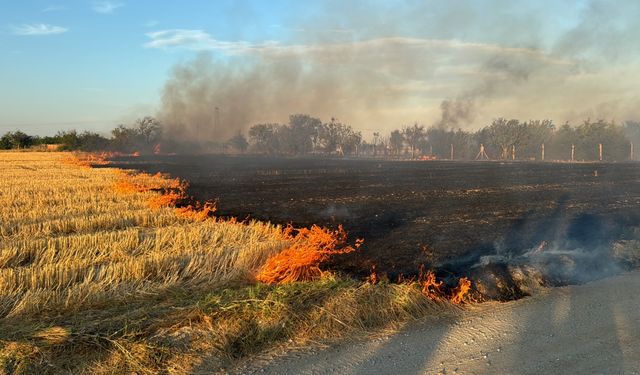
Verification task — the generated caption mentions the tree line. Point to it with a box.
[0,117,162,153]
[3,114,640,161]
[247,116,640,161]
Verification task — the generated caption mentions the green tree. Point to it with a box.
[574,120,627,161]
[111,124,141,152]
[0,131,33,149]
[485,118,527,159]
[55,130,81,150]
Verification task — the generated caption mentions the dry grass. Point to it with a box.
[0,152,450,374]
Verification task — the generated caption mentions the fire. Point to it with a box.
[147,190,185,208]
[111,169,188,210]
[68,151,150,168]
[65,153,110,167]
[176,201,217,221]
[450,277,472,304]
[87,152,477,305]
[418,266,472,304]
[419,268,444,300]
[256,225,362,284]
[367,265,379,284]
[113,179,146,194]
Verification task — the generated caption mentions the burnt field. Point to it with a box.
[109,155,640,288]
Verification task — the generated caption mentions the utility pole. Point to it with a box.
[631,142,634,161]
[450,143,454,160]
[541,143,545,161]
[214,107,221,153]
[571,144,575,162]
[598,143,603,161]
[373,132,380,157]
[214,107,220,135]
[511,145,516,160]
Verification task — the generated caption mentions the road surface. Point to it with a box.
[242,271,640,374]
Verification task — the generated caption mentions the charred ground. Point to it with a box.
[108,155,640,296]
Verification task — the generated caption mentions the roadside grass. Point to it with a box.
[0,152,451,374]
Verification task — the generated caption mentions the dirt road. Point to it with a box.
[244,271,640,374]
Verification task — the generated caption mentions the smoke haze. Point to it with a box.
[154,0,640,141]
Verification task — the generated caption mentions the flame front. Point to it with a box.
[256,225,362,284]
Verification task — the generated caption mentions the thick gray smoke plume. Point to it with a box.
[159,50,400,142]
[155,0,640,141]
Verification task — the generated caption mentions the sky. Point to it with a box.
[1,1,639,138]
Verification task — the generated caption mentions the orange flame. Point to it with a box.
[256,225,362,284]
[147,190,185,208]
[418,266,472,304]
[367,265,379,284]
[450,277,471,304]
[111,169,188,210]
[113,179,146,194]
[419,268,444,301]
[176,201,217,221]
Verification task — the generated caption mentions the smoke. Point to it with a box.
[154,0,640,141]
[158,48,405,142]
[434,49,556,128]
[438,199,639,300]
[436,99,476,129]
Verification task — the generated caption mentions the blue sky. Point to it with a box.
[1,1,315,134]
[1,1,638,137]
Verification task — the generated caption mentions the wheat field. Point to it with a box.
[0,152,289,318]
[0,152,443,374]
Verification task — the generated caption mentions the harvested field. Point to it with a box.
[0,152,452,374]
[108,155,640,283]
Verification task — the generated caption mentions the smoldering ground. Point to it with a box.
[439,200,640,301]
[151,1,640,144]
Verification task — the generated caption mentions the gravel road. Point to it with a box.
[243,271,640,375]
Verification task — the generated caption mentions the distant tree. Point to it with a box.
[485,118,527,159]
[111,124,141,152]
[548,122,575,160]
[40,135,61,145]
[78,131,110,151]
[372,132,380,156]
[249,123,281,154]
[228,132,249,153]
[281,114,322,155]
[402,123,426,158]
[575,120,627,161]
[319,118,362,155]
[452,128,474,159]
[0,131,33,149]
[135,116,162,145]
[107,117,162,153]
[389,129,404,156]
[425,127,451,158]
[0,133,12,150]
[55,130,81,150]
[623,121,640,160]
[520,120,554,159]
